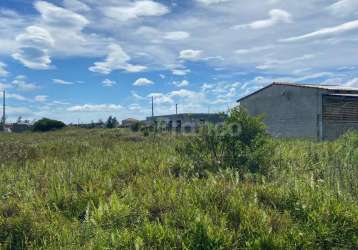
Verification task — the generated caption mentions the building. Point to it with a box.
[238,82,358,140]
[2,124,12,133]
[146,113,227,133]
[11,122,32,133]
[0,123,33,133]
[121,118,139,128]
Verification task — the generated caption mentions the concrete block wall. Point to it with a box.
[240,85,322,140]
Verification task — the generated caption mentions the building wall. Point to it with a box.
[122,119,139,127]
[147,113,226,132]
[240,85,323,139]
[322,95,358,140]
[11,123,32,133]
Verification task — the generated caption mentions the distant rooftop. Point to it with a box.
[237,82,358,102]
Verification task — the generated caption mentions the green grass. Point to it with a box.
[0,128,357,249]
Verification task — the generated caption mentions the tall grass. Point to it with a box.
[0,128,357,249]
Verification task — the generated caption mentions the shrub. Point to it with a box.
[177,108,273,177]
[32,118,65,132]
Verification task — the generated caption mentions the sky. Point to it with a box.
[1,0,358,123]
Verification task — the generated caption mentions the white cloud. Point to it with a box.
[148,89,205,106]
[52,100,70,105]
[328,0,358,17]
[294,72,337,82]
[0,91,28,101]
[196,0,231,5]
[201,83,215,91]
[281,20,358,42]
[148,92,174,104]
[257,54,315,70]
[170,89,200,99]
[102,79,116,87]
[68,104,122,112]
[34,1,89,29]
[172,69,191,76]
[35,95,48,102]
[63,0,91,12]
[34,1,107,59]
[53,79,74,85]
[164,31,190,40]
[0,83,12,90]
[344,78,358,87]
[172,80,189,87]
[235,45,274,55]
[155,89,202,107]
[12,26,54,69]
[179,49,203,60]
[6,106,33,116]
[102,1,169,21]
[2,0,358,122]
[233,9,292,29]
[133,78,154,86]
[128,103,141,111]
[89,44,146,74]
[12,75,38,91]
[0,62,9,77]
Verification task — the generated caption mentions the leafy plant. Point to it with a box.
[177,108,274,177]
[32,118,65,132]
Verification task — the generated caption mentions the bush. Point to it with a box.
[177,108,273,177]
[32,118,65,132]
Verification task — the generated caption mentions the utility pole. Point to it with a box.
[151,96,154,117]
[2,90,5,132]
[176,104,178,115]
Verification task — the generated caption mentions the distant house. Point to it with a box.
[146,113,227,133]
[121,118,139,128]
[238,82,358,140]
[2,124,12,133]
[11,122,32,133]
[0,123,32,133]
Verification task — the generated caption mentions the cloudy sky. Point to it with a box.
[1,0,358,123]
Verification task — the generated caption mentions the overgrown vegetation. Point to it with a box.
[177,108,273,177]
[0,115,357,249]
[105,116,119,129]
[32,118,65,132]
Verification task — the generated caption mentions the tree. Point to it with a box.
[105,116,118,129]
[33,118,66,132]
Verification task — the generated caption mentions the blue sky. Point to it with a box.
[1,0,358,123]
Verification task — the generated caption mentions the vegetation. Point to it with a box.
[178,108,273,177]
[0,112,357,249]
[105,116,118,129]
[32,118,65,132]
[130,121,145,132]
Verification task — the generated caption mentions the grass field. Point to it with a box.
[0,128,358,249]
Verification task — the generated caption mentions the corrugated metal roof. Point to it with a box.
[237,82,358,102]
